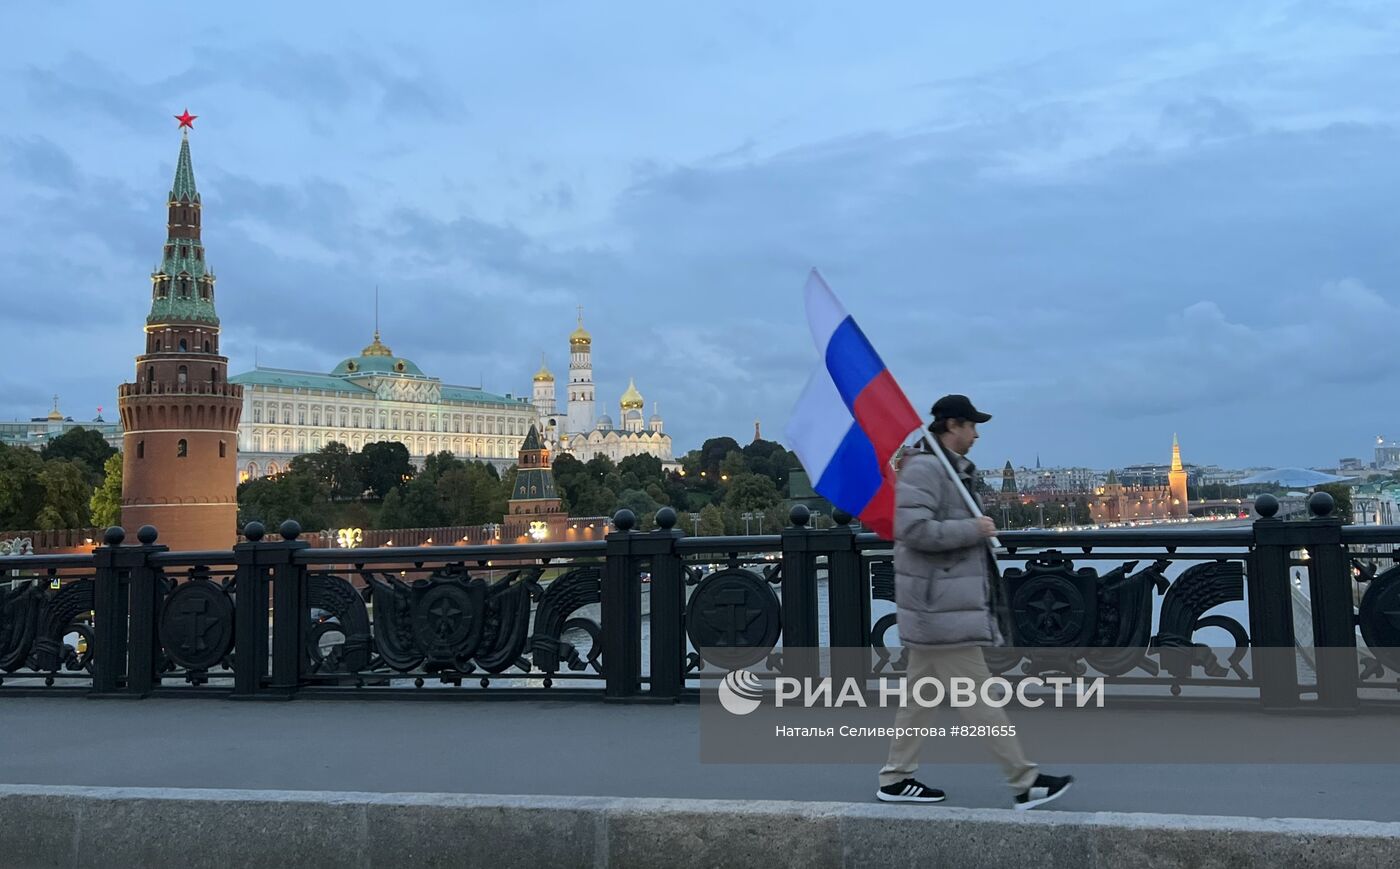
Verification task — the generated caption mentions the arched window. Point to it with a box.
[204,340,211,352]
[137,440,144,459]
[219,440,227,458]
[177,365,188,387]
[177,439,188,458]
[155,339,161,351]
[146,366,154,384]
[210,367,217,383]
[179,338,188,352]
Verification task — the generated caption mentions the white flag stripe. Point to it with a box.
[803,269,848,352]
[784,363,850,484]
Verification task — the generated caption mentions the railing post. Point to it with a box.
[603,510,643,700]
[780,505,820,679]
[1248,495,1300,710]
[1301,493,1358,711]
[233,521,298,699]
[124,526,169,697]
[826,511,871,687]
[269,521,310,697]
[90,527,129,696]
[646,508,686,701]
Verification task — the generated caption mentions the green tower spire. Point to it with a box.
[147,129,218,326]
[169,131,200,204]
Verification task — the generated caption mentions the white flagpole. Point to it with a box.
[916,434,1002,551]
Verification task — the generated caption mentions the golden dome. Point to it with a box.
[570,309,591,348]
[620,377,644,410]
[362,330,393,357]
[533,354,555,382]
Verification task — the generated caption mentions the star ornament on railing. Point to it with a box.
[175,108,197,129]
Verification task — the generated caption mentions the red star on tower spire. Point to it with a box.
[174,108,197,129]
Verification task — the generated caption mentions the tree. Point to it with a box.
[699,437,741,475]
[617,488,661,530]
[290,442,363,500]
[698,503,726,536]
[741,439,798,491]
[35,460,92,530]
[376,487,414,530]
[718,472,782,534]
[719,450,748,481]
[617,453,663,486]
[89,453,123,527]
[40,427,116,485]
[0,443,45,529]
[238,473,330,531]
[356,441,413,498]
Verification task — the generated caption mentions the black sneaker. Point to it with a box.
[1014,773,1073,811]
[877,778,946,803]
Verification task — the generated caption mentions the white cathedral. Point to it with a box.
[531,312,674,467]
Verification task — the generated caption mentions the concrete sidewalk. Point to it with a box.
[0,697,1394,822]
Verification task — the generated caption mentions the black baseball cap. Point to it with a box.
[931,394,991,423]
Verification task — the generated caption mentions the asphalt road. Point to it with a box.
[2,697,1396,822]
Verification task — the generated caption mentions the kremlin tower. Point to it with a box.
[117,112,243,550]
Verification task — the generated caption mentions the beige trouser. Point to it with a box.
[878,644,1039,790]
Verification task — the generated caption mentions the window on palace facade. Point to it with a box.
[219,440,226,458]
[177,439,188,458]
[253,405,261,423]
[299,409,306,425]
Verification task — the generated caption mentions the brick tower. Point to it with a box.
[1168,434,1189,518]
[118,112,243,550]
[503,425,567,542]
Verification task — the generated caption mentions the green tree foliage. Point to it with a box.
[238,473,331,531]
[35,460,92,529]
[616,487,662,530]
[698,503,726,536]
[290,441,363,500]
[699,437,741,475]
[722,472,782,518]
[89,453,123,527]
[40,427,117,485]
[355,441,413,498]
[376,487,413,531]
[552,453,618,517]
[741,439,798,492]
[617,454,662,486]
[0,444,45,529]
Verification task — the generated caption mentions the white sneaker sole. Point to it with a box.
[1015,780,1072,811]
[876,790,946,803]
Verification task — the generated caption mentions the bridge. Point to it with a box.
[1,492,1397,866]
[1189,495,1310,518]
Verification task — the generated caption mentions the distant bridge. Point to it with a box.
[1190,497,1309,519]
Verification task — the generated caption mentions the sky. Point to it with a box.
[3,1,1400,470]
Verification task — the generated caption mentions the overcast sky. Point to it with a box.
[3,1,1399,470]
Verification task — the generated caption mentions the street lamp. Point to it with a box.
[754,510,765,534]
[742,511,754,534]
[690,512,701,536]
[811,510,824,530]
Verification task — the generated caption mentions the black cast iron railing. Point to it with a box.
[0,493,1396,710]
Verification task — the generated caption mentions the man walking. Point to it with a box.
[876,394,1073,810]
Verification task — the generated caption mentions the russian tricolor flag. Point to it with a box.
[785,270,922,539]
